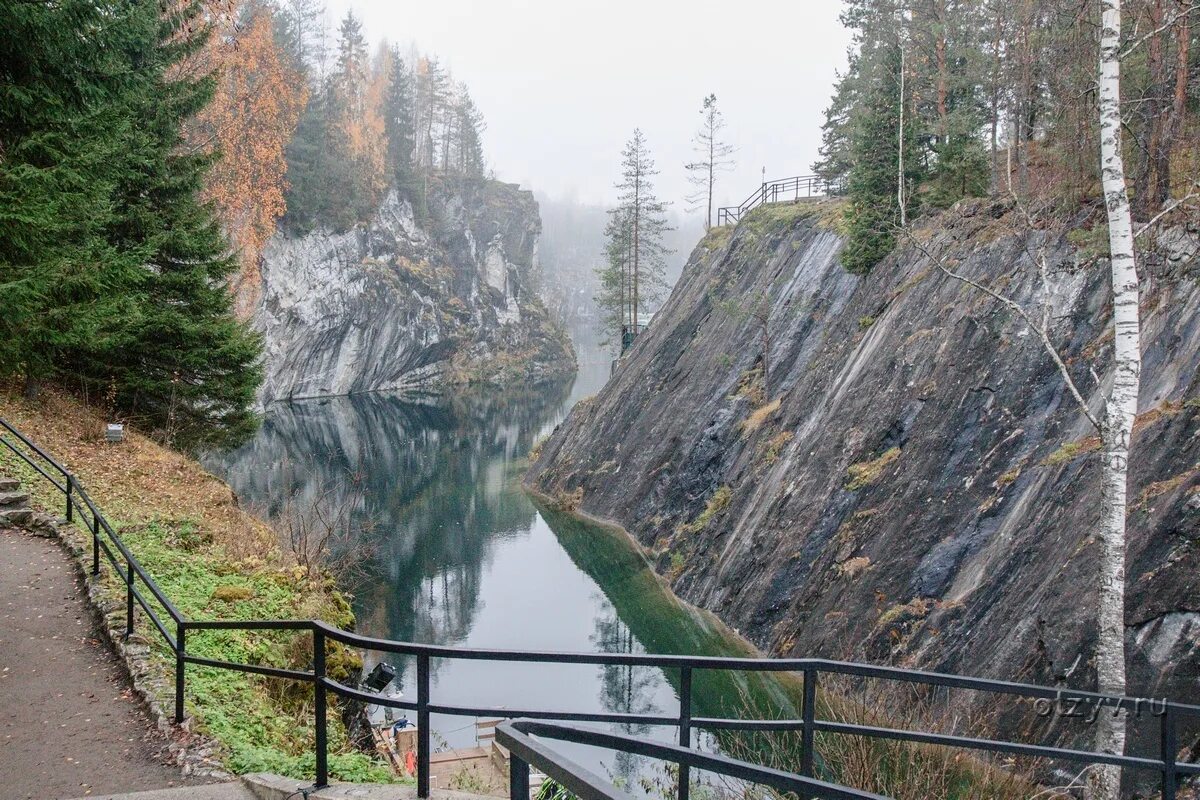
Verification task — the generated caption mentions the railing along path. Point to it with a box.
[1,415,1195,800]
[716,175,837,226]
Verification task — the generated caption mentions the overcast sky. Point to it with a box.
[324,0,850,215]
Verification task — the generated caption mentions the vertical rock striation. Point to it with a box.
[527,199,1200,755]
[255,177,575,404]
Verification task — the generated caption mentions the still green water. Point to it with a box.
[215,337,798,786]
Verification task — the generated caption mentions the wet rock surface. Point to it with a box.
[528,200,1200,757]
[256,178,575,404]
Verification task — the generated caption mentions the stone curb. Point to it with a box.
[242,773,475,800]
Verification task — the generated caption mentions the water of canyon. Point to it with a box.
[214,332,798,789]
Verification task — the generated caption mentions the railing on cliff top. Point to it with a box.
[716,175,840,227]
[1,413,1197,800]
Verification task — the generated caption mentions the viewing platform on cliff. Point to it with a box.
[716,174,839,226]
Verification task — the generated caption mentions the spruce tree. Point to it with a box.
[2,0,261,444]
[841,41,921,274]
[0,0,149,395]
[74,0,262,446]
[281,86,332,233]
[384,46,418,193]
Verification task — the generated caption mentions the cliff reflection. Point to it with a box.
[215,378,573,649]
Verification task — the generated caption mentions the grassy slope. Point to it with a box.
[0,387,392,782]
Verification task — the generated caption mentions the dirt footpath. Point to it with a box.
[0,528,206,799]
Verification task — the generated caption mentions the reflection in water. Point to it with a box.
[213,333,799,788]
[218,379,574,671]
[591,606,663,784]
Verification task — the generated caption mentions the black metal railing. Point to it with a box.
[716,175,837,227]
[1,414,1197,800]
[497,719,888,800]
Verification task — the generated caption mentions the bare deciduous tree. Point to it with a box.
[263,456,377,583]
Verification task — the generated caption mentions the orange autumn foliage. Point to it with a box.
[188,7,307,317]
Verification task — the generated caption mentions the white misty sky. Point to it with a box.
[324,0,850,214]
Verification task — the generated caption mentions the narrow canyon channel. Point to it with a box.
[213,330,799,790]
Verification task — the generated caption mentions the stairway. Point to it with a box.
[0,476,32,526]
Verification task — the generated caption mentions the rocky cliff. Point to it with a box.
[255,178,575,404]
[527,199,1200,755]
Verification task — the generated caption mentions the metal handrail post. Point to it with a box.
[315,627,329,788]
[92,514,100,575]
[418,653,431,798]
[801,667,817,778]
[678,667,693,800]
[125,560,135,638]
[1162,704,1178,800]
[510,752,530,800]
[175,622,187,723]
[65,477,73,522]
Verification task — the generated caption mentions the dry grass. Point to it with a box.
[761,431,795,466]
[0,385,278,562]
[0,385,389,780]
[548,485,585,513]
[1041,436,1103,466]
[836,556,873,579]
[846,447,902,491]
[679,485,733,534]
[716,678,1049,800]
[741,397,782,437]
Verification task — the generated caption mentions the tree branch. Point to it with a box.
[1133,183,1200,238]
[1119,3,1198,59]
[900,229,1103,432]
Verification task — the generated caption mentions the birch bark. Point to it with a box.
[1089,1,1140,797]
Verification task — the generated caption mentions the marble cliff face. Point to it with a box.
[529,199,1200,758]
[255,178,575,405]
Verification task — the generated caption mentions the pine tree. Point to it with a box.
[911,0,989,207]
[454,87,486,177]
[684,94,735,230]
[274,0,326,81]
[414,57,451,171]
[596,130,673,349]
[813,53,861,190]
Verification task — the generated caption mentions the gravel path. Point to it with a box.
[0,528,209,799]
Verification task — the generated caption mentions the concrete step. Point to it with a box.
[68,782,257,800]
[0,477,20,491]
[0,490,29,507]
[244,773,486,799]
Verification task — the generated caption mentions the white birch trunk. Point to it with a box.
[897,39,907,226]
[1089,1,1139,797]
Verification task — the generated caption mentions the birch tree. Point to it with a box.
[1088,1,1139,797]
[901,3,1140,791]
